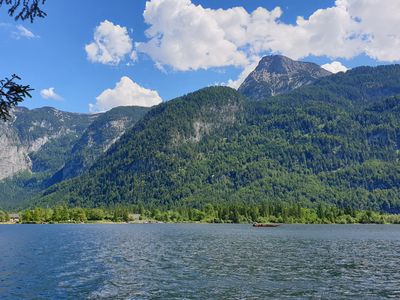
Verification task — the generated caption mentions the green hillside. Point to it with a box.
[36,65,400,213]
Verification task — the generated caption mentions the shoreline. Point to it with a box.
[1,221,399,225]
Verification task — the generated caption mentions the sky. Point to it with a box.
[0,0,399,113]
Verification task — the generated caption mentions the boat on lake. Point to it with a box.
[252,223,280,228]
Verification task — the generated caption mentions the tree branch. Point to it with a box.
[0,74,33,121]
[0,0,46,22]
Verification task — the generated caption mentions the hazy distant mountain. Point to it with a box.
[238,55,332,100]
[0,107,95,180]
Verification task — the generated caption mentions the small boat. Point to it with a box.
[252,223,280,228]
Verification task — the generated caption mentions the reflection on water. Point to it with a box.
[0,224,399,299]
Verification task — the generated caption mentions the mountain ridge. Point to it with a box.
[238,55,332,100]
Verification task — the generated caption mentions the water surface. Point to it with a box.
[0,224,399,299]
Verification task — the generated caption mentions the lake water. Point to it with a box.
[0,224,399,299]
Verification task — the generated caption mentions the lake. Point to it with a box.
[0,224,399,299]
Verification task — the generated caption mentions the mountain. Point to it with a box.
[2,56,400,214]
[0,105,150,210]
[0,107,96,180]
[39,87,245,207]
[50,106,150,183]
[0,120,31,180]
[36,64,400,212]
[238,55,332,100]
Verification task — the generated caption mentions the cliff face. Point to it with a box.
[0,107,96,180]
[0,122,31,180]
[0,106,151,182]
[238,55,332,100]
[0,105,150,209]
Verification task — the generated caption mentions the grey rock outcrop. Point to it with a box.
[0,107,95,180]
[238,55,332,100]
[0,122,31,180]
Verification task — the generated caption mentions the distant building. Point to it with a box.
[9,213,20,223]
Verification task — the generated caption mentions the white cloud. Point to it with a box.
[0,23,38,39]
[341,0,400,62]
[137,0,400,75]
[136,0,248,71]
[89,76,162,113]
[85,20,133,65]
[40,88,63,101]
[14,25,37,39]
[322,61,348,73]
[130,50,138,62]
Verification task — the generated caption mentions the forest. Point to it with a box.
[10,202,400,224]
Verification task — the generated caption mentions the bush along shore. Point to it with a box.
[2,202,400,224]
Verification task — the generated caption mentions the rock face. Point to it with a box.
[0,106,150,182]
[0,107,95,180]
[238,55,332,100]
[0,122,31,180]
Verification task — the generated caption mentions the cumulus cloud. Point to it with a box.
[136,0,248,71]
[40,88,63,101]
[89,76,162,113]
[342,0,400,62]
[322,61,348,73]
[85,20,133,65]
[137,0,400,75]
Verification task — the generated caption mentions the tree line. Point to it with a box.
[9,202,400,224]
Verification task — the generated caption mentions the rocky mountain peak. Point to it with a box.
[238,55,332,100]
[257,55,301,74]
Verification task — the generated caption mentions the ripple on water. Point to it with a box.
[0,224,400,299]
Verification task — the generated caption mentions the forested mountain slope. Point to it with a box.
[39,87,245,207]
[37,64,400,212]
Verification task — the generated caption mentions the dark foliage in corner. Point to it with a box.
[0,74,32,121]
[0,0,46,121]
[0,0,46,22]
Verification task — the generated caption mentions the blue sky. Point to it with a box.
[0,0,398,113]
